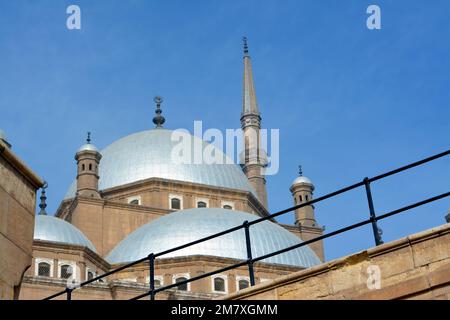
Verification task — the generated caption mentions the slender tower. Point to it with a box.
[75,132,102,198]
[290,166,324,261]
[240,37,268,208]
[290,166,316,227]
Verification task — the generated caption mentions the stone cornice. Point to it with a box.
[0,140,44,189]
[110,254,302,273]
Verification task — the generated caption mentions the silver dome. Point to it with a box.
[106,208,321,268]
[292,176,313,186]
[34,215,96,252]
[65,129,256,199]
[77,143,99,153]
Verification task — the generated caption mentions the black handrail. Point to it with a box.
[43,149,450,300]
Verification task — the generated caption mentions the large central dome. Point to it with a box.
[65,129,256,199]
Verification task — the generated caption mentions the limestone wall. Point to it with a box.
[222,223,450,300]
[0,142,43,299]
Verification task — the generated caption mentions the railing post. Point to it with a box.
[243,221,255,286]
[66,288,72,301]
[148,253,155,300]
[363,177,384,246]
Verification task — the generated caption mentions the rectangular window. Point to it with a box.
[169,194,183,210]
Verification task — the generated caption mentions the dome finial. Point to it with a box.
[86,131,91,144]
[298,165,303,176]
[38,181,48,215]
[243,36,249,57]
[153,96,165,128]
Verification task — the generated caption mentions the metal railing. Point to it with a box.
[44,149,450,300]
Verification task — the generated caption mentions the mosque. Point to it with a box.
[1,40,326,300]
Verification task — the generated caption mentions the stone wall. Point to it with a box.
[222,223,450,300]
[0,142,43,299]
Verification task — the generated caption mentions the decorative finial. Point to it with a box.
[86,131,91,144]
[298,165,303,177]
[38,181,48,215]
[243,36,249,56]
[153,96,165,128]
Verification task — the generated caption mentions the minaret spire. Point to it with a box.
[240,37,268,208]
[38,181,48,215]
[242,37,260,116]
[153,96,165,128]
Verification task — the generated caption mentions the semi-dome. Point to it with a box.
[34,215,96,252]
[65,129,256,199]
[106,208,321,268]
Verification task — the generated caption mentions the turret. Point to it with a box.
[75,132,102,198]
[290,166,317,227]
[290,166,325,261]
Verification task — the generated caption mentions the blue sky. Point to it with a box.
[0,0,449,261]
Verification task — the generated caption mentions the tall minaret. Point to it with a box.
[240,37,268,208]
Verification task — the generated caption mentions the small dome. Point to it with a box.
[106,208,321,268]
[34,215,96,252]
[65,129,257,199]
[77,143,99,153]
[292,176,313,186]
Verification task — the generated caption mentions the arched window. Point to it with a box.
[305,195,309,201]
[89,163,92,171]
[154,279,161,288]
[175,277,188,291]
[299,195,303,202]
[197,201,207,208]
[213,277,226,292]
[87,271,94,281]
[82,164,85,171]
[238,279,249,290]
[129,199,139,205]
[60,264,73,279]
[38,262,51,277]
[171,198,181,210]
[223,205,232,210]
